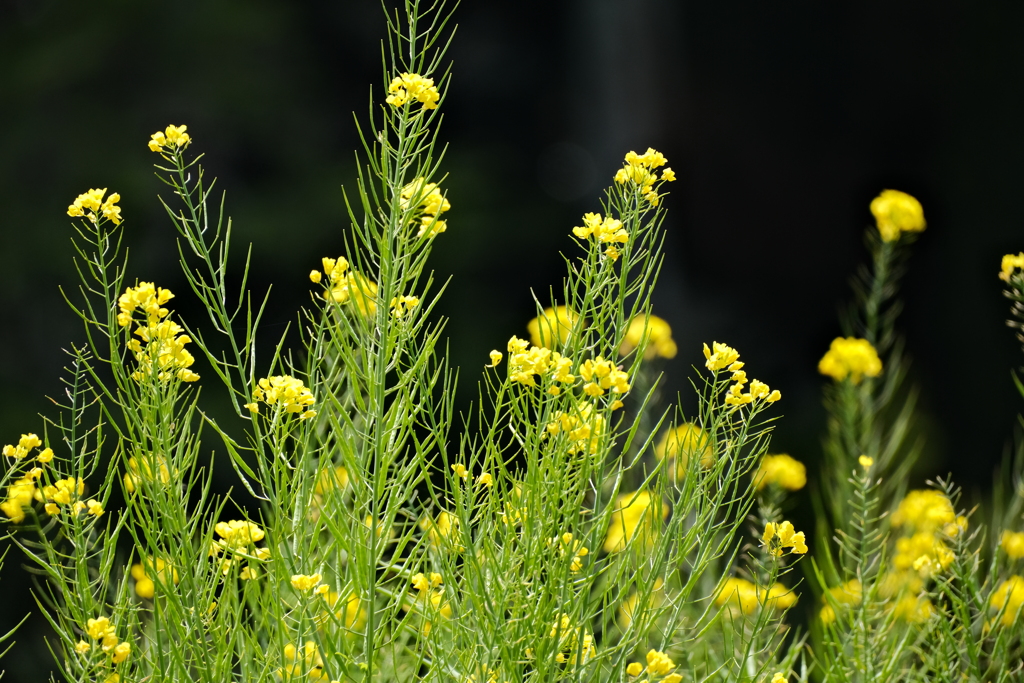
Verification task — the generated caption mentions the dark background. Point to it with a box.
[2,1,1023,680]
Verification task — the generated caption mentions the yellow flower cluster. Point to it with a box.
[210,520,270,579]
[309,257,378,317]
[123,453,171,494]
[870,189,926,242]
[891,490,963,578]
[655,423,714,478]
[401,178,451,237]
[245,375,316,420]
[130,556,179,599]
[527,306,578,349]
[547,613,596,666]
[118,283,198,382]
[546,402,606,455]
[603,490,668,553]
[714,577,797,615]
[625,650,682,683]
[3,432,47,461]
[704,343,780,405]
[386,72,440,110]
[67,188,122,226]
[619,314,677,360]
[580,357,630,398]
[755,454,807,491]
[1001,530,1024,559]
[1,475,37,524]
[1000,252,1024,282]
[761,520,808,556]
[281,641,329,682]
[990,575,1024,627]
[147,124,191,153]
[290,573,326,593]
[390,295,420,318]
[420,510,462,551]
[818,579,862,625]
[316,590,367,631]
[572,212,629,261]
[818,337,882,384]
[506,336,576,389]
[548,532,589,573]
[613,147,675,205]
[79,617,131,664]
[408,572,452,635]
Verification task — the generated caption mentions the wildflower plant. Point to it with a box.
[4,2,1024,683]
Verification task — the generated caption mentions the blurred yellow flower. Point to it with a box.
[619,314,677,359]
[715,577,758,615]
[527,306,578,348]
[130,557,179,600]
[990,575,1024,627]
[870,189,925,242]
[655,423,714,477]
[603,490,667,553]
[818,337,882,384]
[755,454,806,491]
[999,252,1024,282]
[1001,530,1024,559]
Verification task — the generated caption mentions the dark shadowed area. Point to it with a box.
[2,1,1022,680]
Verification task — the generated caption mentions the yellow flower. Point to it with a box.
[67,188,122,225]
[613,148,672,205]
[655,423,714,477]
[251,375,316,419]
[761,520,808,556]
[571,212,629,260]
[1,477,37,524]
[128,319,200,383]
[386,73,440,109]
[1001,530,1024,559]
[891,490,956,534]
[130,556,178,599]
[39,477,85,509]
[2,433,43,460]
[703,341,740,372]
[715,577,759,615]
[771,674,787,683]
[527,306,578,348]
[617,577,664,629]
[546,401,606,455]
[477,472,494,487]
[86,617,115,641]
[111,641,131,664]
[619,314,677,359]
[400,178,451,237]
[626,662,643,677]
[892,595,933,623]
[549,532,589,573]
[548,614,596,666]
[999,252,1024,282]
[389,295,420,318]
[644,649,676,677]
[990,575,1024,627]
[755,454,806,491]
[148,124,191,152]
[214,519,266,550]
[579,357,630,398]
[420,510,462,551]
[291,573,323,591]
[123,453,172,494]
[858,455,874,468]
[485,350,502,368]
[451,463,469,480]
[603,490,668,553]
[317,591,366,631]
[117,282,175,327]
[758,582,798,610]
[74,640,91,654]
[870,189,925,242]
[817,337,882,383]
